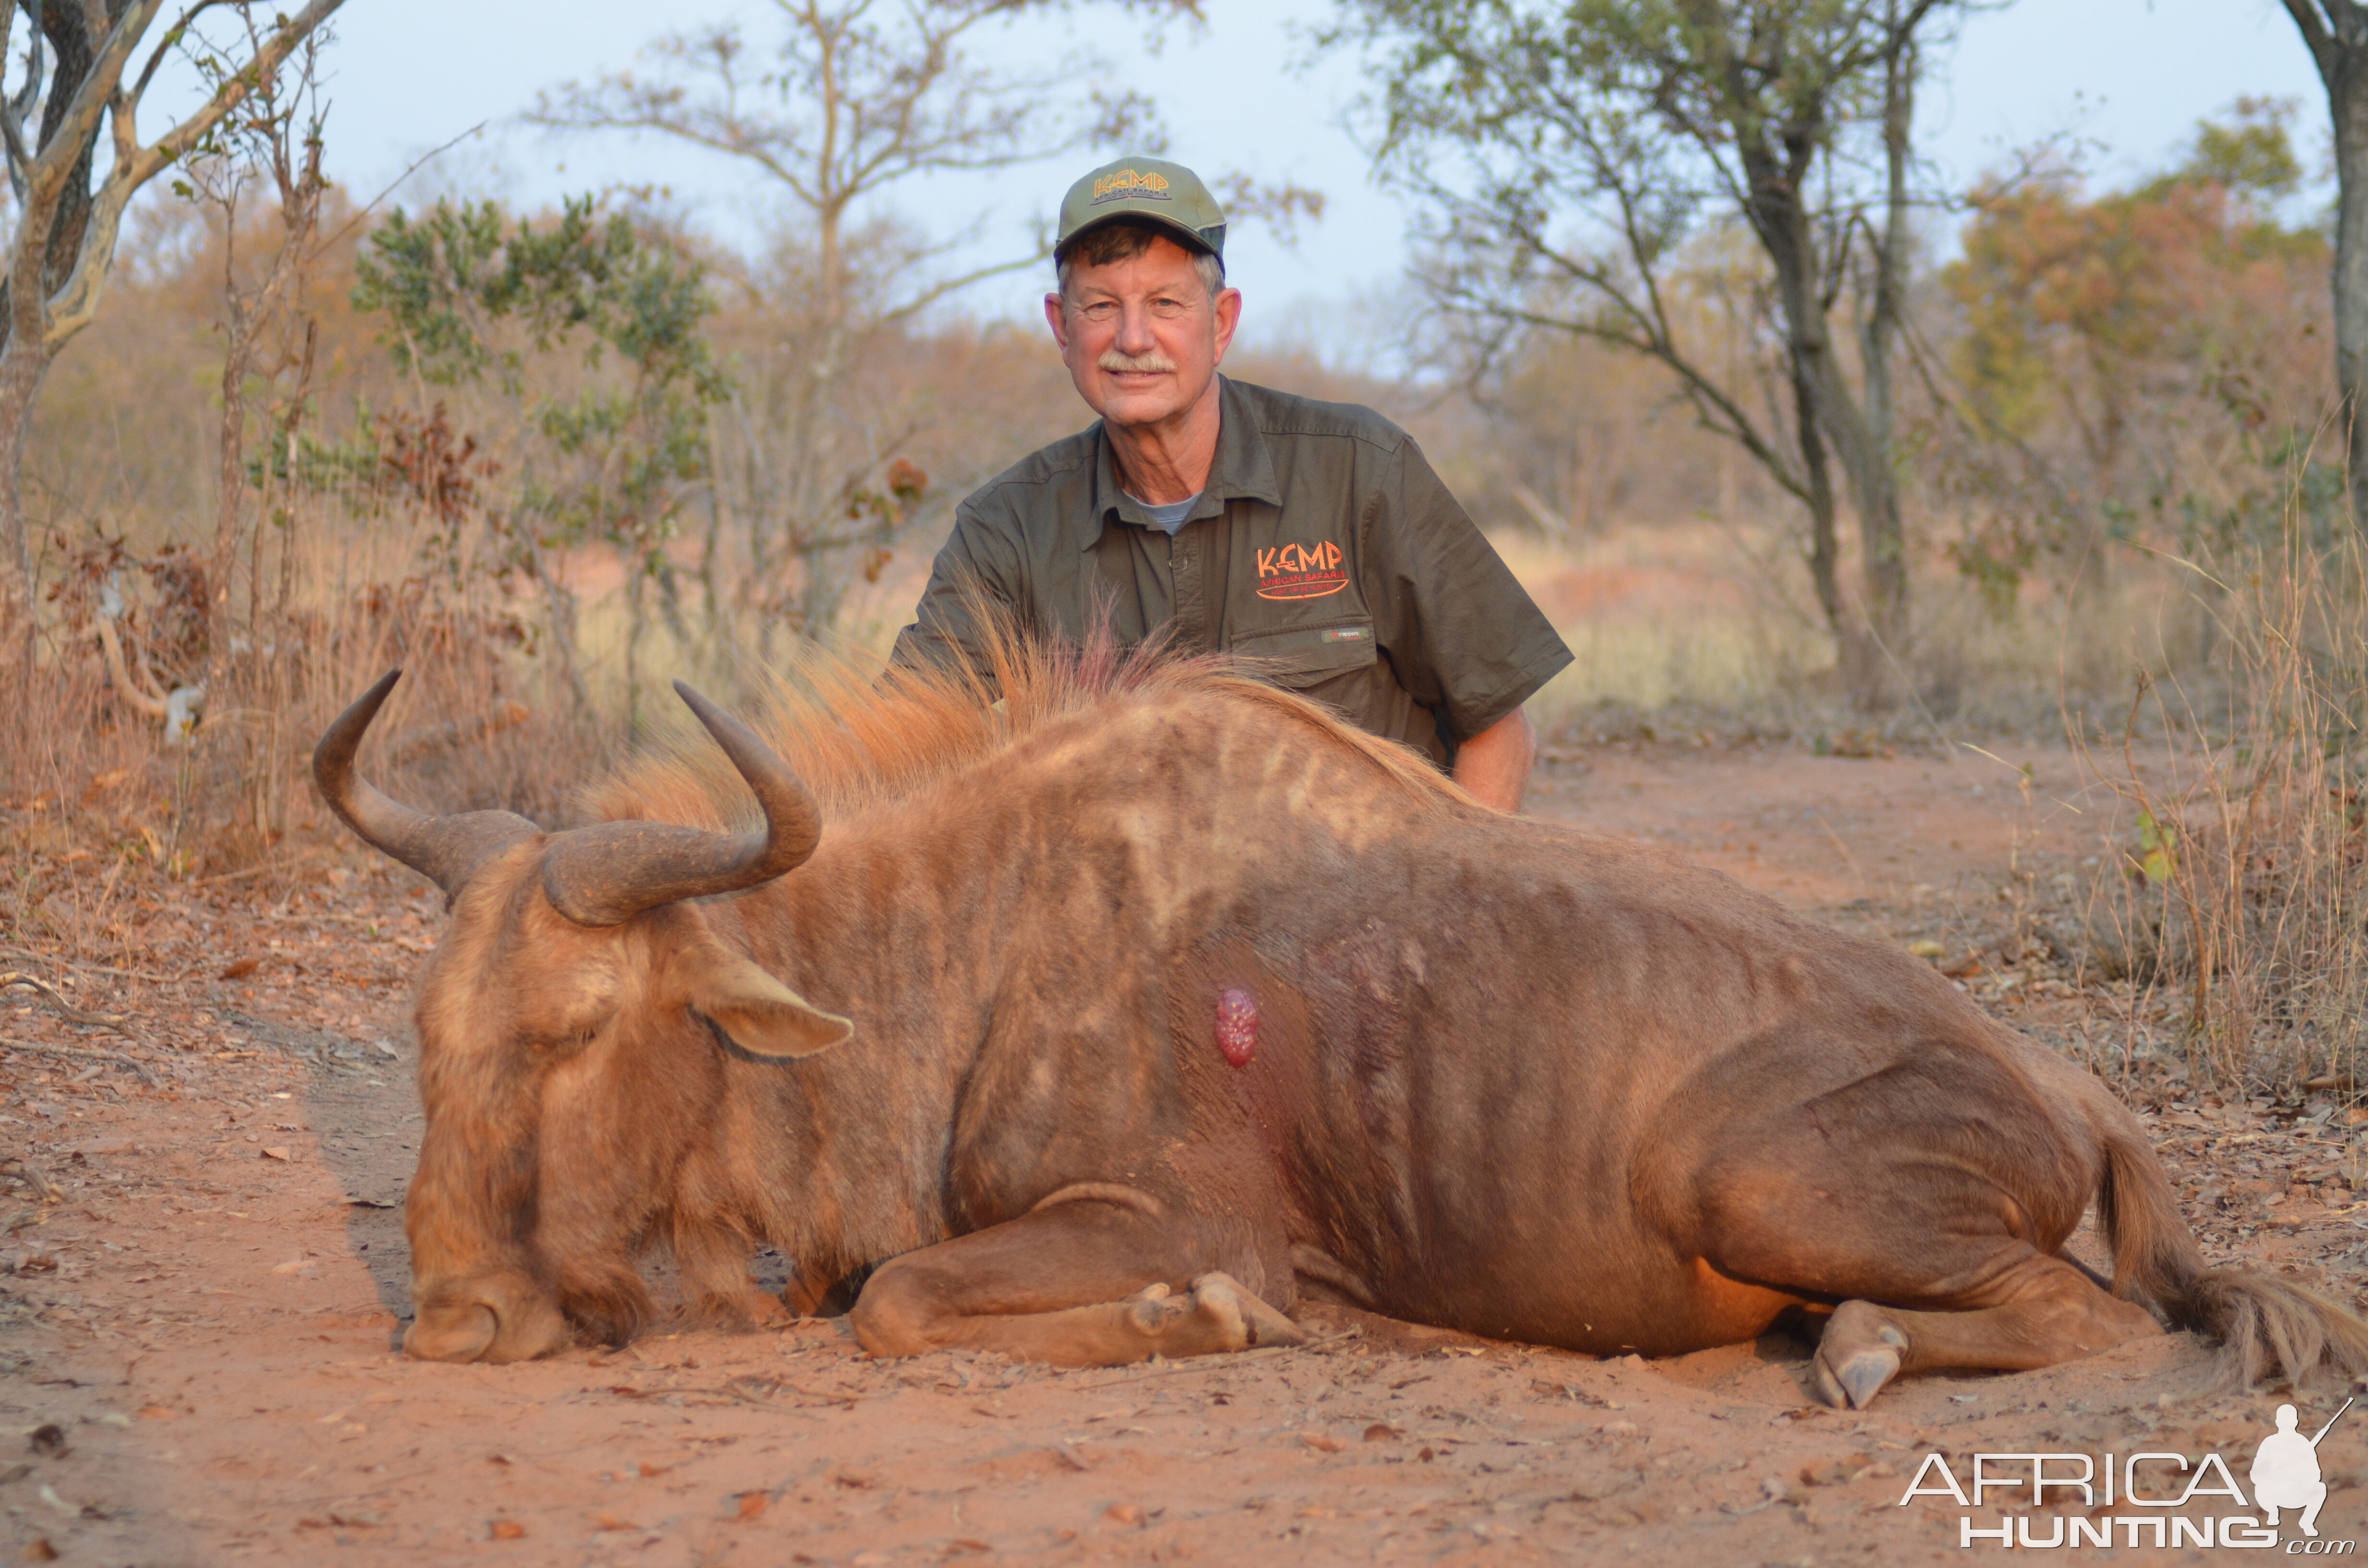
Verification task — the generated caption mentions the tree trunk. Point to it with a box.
[624,561,647,734]
[1791,360,1870,690]
[1724,36,1911,709]
[0,3,111,680]
[1751,162,1896,707]
[1852,11,1914,660]
[274,322,318,628]
[2332,41,2368,530]
[522,533,593,727]
[2285,2,2368,526]
[207,315,259,699]
[0,338,54,678]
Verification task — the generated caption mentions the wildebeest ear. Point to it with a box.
[682,949,852,1060]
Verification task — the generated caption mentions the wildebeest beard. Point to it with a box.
[317,615,2368,1401]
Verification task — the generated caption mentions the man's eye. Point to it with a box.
[1148,297,1191,319]
[1077,302,1121,325]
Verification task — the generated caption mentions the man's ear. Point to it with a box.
[678,943,852,1060]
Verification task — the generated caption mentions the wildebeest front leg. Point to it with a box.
[849,1196,1305,1366]
[1812,1250,2161,1409]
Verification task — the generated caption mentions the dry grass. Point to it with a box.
[2070,526,2368,1094]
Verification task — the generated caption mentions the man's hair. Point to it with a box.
[1054,218,1225,302]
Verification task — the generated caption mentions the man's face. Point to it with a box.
[1045,233,1242,433]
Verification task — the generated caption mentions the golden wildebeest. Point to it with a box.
[315,632,2368,1407]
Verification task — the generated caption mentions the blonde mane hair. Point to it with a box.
[582,614,1469,833]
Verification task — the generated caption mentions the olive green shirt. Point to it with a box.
[890,377,1572,767]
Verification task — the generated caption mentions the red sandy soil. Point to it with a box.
[3,740,2364,1566]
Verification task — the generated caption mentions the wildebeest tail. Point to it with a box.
[2098,1114,2368,1388]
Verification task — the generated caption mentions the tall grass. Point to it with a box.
[2079,517,2368,1093]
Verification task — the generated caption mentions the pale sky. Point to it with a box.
[158,0,2331,342]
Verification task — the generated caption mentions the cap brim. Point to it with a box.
[1059,209,1219,258]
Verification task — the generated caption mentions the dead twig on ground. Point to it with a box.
[0,947,195,984]
[0,1038,161,1085]
[193,861,303,888]
[1,972,136,1032]
[0,1158,60,1202]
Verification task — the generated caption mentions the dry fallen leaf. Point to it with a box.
[1362,1422,1399,1442]
[219,958,260,980]
[593,1514,641,1532]
[735,1492,768,1521]
[489,1519,525,1541]
[1103,1503,1146,1527]
[137,1406,176,1421]
[21,1537,58,1562]
[260,1148,291,1162]
[1300,1432,1346,1453]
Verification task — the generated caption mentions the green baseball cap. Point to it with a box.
[1056,156,1228,261]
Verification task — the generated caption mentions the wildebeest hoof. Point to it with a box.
[1814,1344,1901,1409]
[1190,1272,1307,1350]
[1812,1312,1909,1409]
[1126,1289,1187,1334]
[406,1273,574,1363]
[405,1302,499,1362]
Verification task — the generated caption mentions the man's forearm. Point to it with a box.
[1453,706,1536,813]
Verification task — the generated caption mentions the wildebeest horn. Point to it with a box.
[538,681,822,928]
[313,670,542,901]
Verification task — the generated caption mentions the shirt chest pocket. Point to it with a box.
[1227,618,1379,690]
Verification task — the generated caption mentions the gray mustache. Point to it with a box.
[1098,350,1177,374]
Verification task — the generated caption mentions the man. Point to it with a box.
[891,156,1571,812]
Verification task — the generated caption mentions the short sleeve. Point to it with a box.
[1363,439,1573,743]
[888,501,1030,695]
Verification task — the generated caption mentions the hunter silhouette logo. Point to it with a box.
[1255,539,1349,600]
[2255,1398,2351,1538]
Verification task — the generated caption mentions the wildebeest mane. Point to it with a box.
[580,609,1468,833]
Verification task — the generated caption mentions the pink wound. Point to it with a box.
[1216,988,1259,1067]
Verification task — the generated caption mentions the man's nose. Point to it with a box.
[1113,300,1159,356]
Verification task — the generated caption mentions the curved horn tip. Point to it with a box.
[672,682,759,750]
[343,668,407,728]
[315,669,407,771]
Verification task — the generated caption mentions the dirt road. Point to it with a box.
[2,741,2360,1565]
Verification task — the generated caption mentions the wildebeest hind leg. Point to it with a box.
[849,1197,1305,1366]
[1810,1250,2161,1409]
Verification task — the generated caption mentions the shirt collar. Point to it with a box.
[1085,375,1282,549]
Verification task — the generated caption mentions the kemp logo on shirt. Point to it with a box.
[1256,540,1349,600]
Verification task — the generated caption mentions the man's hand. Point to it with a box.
[1454,707,1537,814]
